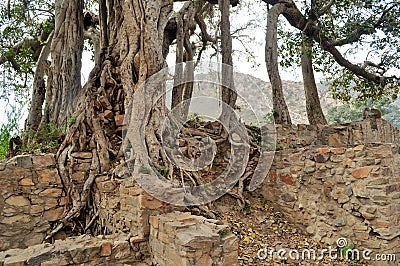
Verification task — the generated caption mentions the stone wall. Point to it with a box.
[261,135,400,263]
[276,119,399,149]
[0,233,150,266]
[0,151,181,252]
[94,174,181,242]
[0,118,399,265]
[0,154,66,251]
[149,212,238,266]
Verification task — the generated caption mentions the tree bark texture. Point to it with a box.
[301,36,327,125]
[24,32,53,136]
[42,0,84,127]
[42,0,174,238]
[265,3,292,124]
[219,0,236,109]
[171,2,196,121]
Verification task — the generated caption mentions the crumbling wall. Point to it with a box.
[94,174,182,242]
[0,154,66,251]
[0,118,399,265]
[276,119,399,149]
[0,233,149,266]
[149,212,238,266]
[261,119,400,263]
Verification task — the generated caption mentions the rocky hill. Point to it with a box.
[181,72,339,125]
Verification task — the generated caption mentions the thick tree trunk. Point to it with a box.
[265,3,292,124]
[219,0,236,109]
[171,15,185,113]
[171,2,196,121]
[301,36,327,125]
[44,0,173,238]
[41,0,84,127]
[24,32,53,136]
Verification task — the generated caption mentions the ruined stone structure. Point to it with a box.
[264,119,400,265]
[0,153,236,265]
[0,118,399,265]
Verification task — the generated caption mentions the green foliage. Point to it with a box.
[0,1,56,143]
[188,113,204,127]
[326,100,400,128]
[1,0,55,95]
[263,110,276,124]
[20,119,66,154]
[277,0,400,104]
[159,165,169,176]
[0,105,22,159]
[240,202,252,215]
[326,105,363,124]
[340,243,355,256]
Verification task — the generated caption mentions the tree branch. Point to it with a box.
[330,3,398,47]
[173,0,239,6]
[263,0,397,84]
[317,0,335,17]
[0,30,51,70]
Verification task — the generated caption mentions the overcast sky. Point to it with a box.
[2,0,399,128]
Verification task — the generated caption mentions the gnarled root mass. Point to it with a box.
[46,59,124,239]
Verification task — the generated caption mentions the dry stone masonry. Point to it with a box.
[275,118,399,149]
[0,154,65,251]
[0,233,150,266]
[0,118,399,265]
[149,212,238,266]
[262,119,400,264]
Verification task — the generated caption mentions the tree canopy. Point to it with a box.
[275,0,400,102]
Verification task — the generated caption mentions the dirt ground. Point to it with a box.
[212,192,370,266]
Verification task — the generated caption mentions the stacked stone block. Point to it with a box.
[149,212,238,266]
[0,154,66,251]
[262,143,400,260]
[0,233,149,266]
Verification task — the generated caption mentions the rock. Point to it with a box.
[351,166,373,179]
[353,181,369,198]
[30,205,44,215]
[71,172,85,183]
[337,195,350,204]
[19,178,34,186]
[100,242,112,257]
[1,214,30,224]
[197,254,212,266]
[115,114,125,126]
[113,165,130,179]
[15,155,33,168]
[39,188,63,198]
[71,152,92,159]
[5,196,30,207]
[140,196,164,210]
[104,110,114,119]
[32,154,56,167]
[43,207,64,221]
[306,226,315,234]
[314,154,327,163]
[317,148,330,154]
[328,134,342,146]
[97,181,116,193]
[334,217,346,227]
[36,169,60,184]
[331,148,345,155]
[280,193,296,202]
[361,212,375,220]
